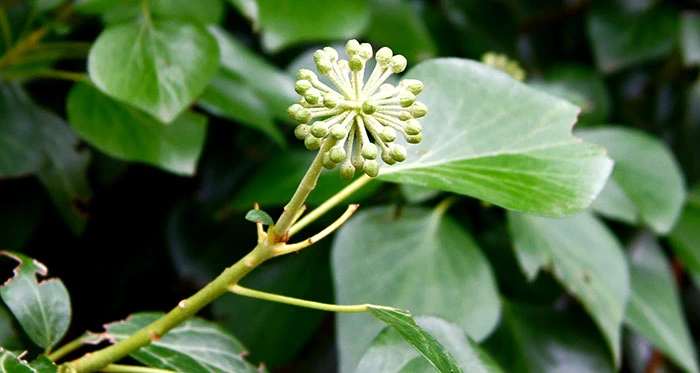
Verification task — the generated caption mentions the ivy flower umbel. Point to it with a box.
[288,40,427,180]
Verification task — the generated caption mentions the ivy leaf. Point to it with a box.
[484,301,615,373]
[625,233,700,373]
[0,349,35,373]
[378,59,613,217]
[682,12,700,66]
[244,209,273,226]
[366,308,463,373]
[0,252,71,349]
[333,206,500,373]
[150,0,224,25]
[254,0,369,52]
[104,312,259,373]
[67,82,207,176]
[88,19,219,123]
[587,1,679,73]
[29,356,58,373]
[669,185,700,280]
[578,127,685,234]
[0,83,44,178]
[357,315,503,373]
[507,210,628,365]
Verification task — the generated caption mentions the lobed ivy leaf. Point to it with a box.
[578,127,685,234]
[104,312,259,373]
[67,82,207,176]
[254,0,369,52]
[333,206,500,373]
[484,301,615,373]
[88,19,219,123]
[507,210,628,365]
[0,252,71,349]
[378,59,613,217]
[625,233,699,373]
[244,209,273,226]
[366,308,463,373]
[357,315,503,373]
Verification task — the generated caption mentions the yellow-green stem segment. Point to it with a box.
[230,284,371,313]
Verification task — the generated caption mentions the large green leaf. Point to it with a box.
[88,19,219,123]
[254,0,369,52]
[0,304,22,350]
[357,315,503,373]
[76,0,224,25]
[587,1,679,73]
[0,83,44,178]
[365,309,463,373]
[625,234,699,373]
[378,59,612,217]
[333,206,500,373]
[67,82,207,176]
[0,252,71,349]
[484,301,615,373]
[0,349,35,373]
[669,186,700,283]
[507,210,628,365]
[578,127,685,234]
[682,12,700,66]
[104,312,258,373]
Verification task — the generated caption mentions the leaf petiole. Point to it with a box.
[229,284,373,313]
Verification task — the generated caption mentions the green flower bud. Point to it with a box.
[376,47,393,66]
[297,68,317,81]
[399,110,412,121]
[304,136,321,150]
[409,101,428,118]
[294,124,311,139]
[390,55,407,73]
[352,156,364,173]
[314,50,332,75]
[364,160,380,177]
[361,143,379,159]
[288,104,311,123]
[382,151,397,165]
[329,147,347,163]
[380,127,397,142]
[398,91,415,108]
[345,39,361,56]
[323,47,338,61]
[322,152,337,169]
[311,122,329,138]
[349,56,364,72]
[295,79,313,94]
[400,79,423,95]
[362,100,377,114]
[304,89,322,105]
[338,59,349,71]
[323,95,339,108]
[389,144,407,162]
[406,133,423,144]
[359,43,373,60]
[330,125,347,140]
[405,119,422,135]
[339,163,356,180]
[379,83,394,92]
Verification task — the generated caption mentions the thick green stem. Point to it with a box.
[271,140,335,241]
[67,243,273,373]
[230,285,371,313]
[100,364,177,373]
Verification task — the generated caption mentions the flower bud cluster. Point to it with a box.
[288,40,427,180]
[481,52,526,82]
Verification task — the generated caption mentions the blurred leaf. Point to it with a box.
[150,0,224,24]
[73,0,139,14]
[669,185,700,278]
[366,308,463,373]
[440,0,517,57]
[378,59,613,217]
[0,83,44,178]
[587,2,679,73]
[88,19,219,123]
[222,150,381,213]
[533,65,611,126]
[104,312,258,373]
[484,301,615,373]
[198,70,285,146]
[364,0,437,63]
[0,349,35,373]
[357,315,503,373]
[29,356,57,373]
[0,304,22,350]
[507,210,628,365]
[207,26,296,122]
[578,127,685,234]
[227,0,258,24]
[333,206,500,373]
[400,184,440,204]
[244,209,273,225]
[255,0,369,52]
[0,252,71,349]
[35,110,92,236]
[681,12,700,66]
[67,82,207,176]
[625,233,699,373]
